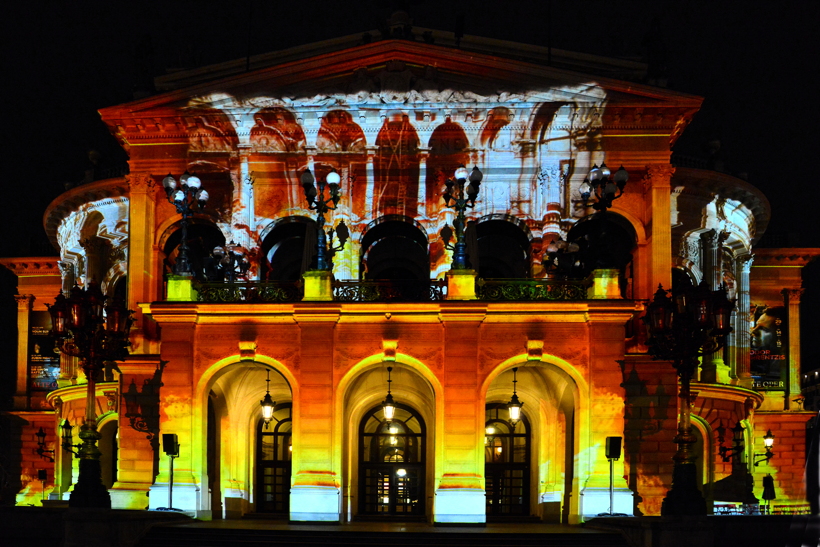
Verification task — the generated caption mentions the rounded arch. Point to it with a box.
[482,355,590,523]
[159,218,226,280]
[374,113,420,215]
[335,353,442,521]
[474,215,533,278]
[259,216,317,281]
[192,354,299,516]
[360,216,429,280]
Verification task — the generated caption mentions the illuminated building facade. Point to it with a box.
[2,29,816,523]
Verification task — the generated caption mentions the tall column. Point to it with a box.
[734,255,754,387]
[364,146,377,219]
[700,230,730,383]
[783,288,804,409]
[233,147,254,261]
[645,164,675,292]
[14,294,34,409]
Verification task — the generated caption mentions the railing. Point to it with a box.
[196,281,303,303]
[476,278,590,301]
[333,279,447,302]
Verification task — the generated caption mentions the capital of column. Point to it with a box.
[15,294,34,311]
[126,172,156,194]
[644,163,676,187]
[737,253,754,274]
[782,287,805,304]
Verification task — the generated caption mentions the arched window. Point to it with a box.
[485,403,530,517]
[358,403,425,517]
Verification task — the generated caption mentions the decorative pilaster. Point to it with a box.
[645,164,675,291]
[126,172,159,353]
[14,294,34,409]
[417,149,429,219]
[782,288,804,409]
[700,230,729,383]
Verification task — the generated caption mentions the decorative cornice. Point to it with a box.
[751,248,820,267]
[0,258,62,277]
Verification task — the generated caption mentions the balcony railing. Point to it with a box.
[191,278,591,303]
[196,281,303,303]
[333,279,447,302]
[476,278,590,301]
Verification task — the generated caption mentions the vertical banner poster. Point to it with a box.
[750,305,787,390]
[29,311,59,392]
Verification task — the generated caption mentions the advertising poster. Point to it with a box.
[28,311,59,392]
[750,305,787,390]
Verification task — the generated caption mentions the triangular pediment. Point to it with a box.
[102,39,700,119]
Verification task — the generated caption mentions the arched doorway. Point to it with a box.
[475,216,532,278]
[256,403,292,515]
[358,403,425,517]
[360,216,429,281]
[485,403,530,517]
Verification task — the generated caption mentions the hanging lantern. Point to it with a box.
[507,367,524,429]
[260,369,276,429]
[382,366,396,423]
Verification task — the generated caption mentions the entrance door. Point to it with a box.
[359,403,425,517]
[257,404,292,514]
[485,403,530,516]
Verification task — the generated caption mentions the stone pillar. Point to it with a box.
[734,255,754,387]
[233,147,255,262]
[580,315,634,519]
[645,164,674,291]
[435,309,486,524]
[14,294,34,409]
[364,147,377,219]
[783,288,804,409]
[148,323,200,513]
[291,308,342,521]
[111,357,163,509]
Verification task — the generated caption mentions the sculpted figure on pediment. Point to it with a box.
[375,60,416,103]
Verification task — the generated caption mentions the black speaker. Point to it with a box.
[605,436,622,460]
[37,469,47,481]
[162,433,179,456]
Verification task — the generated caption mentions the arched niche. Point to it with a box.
[260,216,318,281]
[341,363,436,521]
[474,216,532,278]
[360,216,429,281]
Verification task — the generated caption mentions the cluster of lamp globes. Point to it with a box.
[578,163,629,210]
[162,172,210,207]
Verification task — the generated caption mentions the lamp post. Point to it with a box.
[47,283,133,508]
[442,165,482,270]
[578,163,628,212]
[301,169,346,271]
[162,172,210,276]
[644,281,734,516]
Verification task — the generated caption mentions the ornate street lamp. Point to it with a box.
[47,283,133,508]
[579,163,628,212]
[301,169,348,271]
[382,366,396,424]
[644,281,734,516]
[35,427,55,462]
[754,430,775,466]
[162,172,210,276]
[717,421,746,463]
[260,369,276,430]
[442,165,483,270]
[507,367,524,430]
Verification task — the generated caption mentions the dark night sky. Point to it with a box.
[4,2,820,306]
